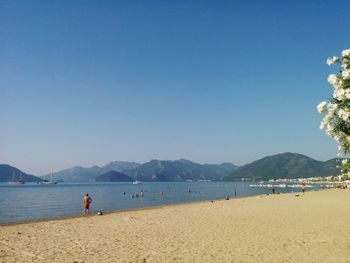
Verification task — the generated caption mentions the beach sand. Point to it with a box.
[1,189,350,262]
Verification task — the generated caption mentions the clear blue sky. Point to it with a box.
[1,0,349,175]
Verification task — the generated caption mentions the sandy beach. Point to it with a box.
[1,189,350,263]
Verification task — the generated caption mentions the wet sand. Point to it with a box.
[1,188,350,262]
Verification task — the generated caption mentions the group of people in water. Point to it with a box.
[83,187,238,215]
[126,191,144,199]
[81,182,349,215]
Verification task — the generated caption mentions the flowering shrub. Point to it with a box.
[318,49,350,173]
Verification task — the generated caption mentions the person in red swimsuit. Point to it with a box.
[83,193,92,215]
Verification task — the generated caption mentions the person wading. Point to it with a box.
[83,193,92,215]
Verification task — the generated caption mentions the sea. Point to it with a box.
[0,181,320,224]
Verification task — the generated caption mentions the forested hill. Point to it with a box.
[0,164,43,182]
[223,153,339,181]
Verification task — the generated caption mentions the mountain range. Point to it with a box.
[45,159,238,182]
[0,153,341,183]
[44,161,140,182]
[223,152,340,181]
[122,159,237,182]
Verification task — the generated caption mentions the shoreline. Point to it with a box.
[0,188,312,226]
[2,188,348,262]
[0,192,270,226]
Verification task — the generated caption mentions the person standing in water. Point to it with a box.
[83,193,92,215]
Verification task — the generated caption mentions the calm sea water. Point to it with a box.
[0,182,319,224]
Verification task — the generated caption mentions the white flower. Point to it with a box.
[334,134,341,142]
[342,49,350,57]
[333,88,346,100]
[328,103,338,110]
[337,109,350,121]
[327,123,335,132]
[328,74,338,86]
[336,79,343,89]
[328,103,337,111]
[318,49,350,164]
[320,121,325,130]
[341,57,349,69]
[341,114,348,121]
[323,115,331,125]
[342,69,350,80]
[328,75,343,90]
[327,56,339,65]
[317,101,327,113]
[326,123,336,137]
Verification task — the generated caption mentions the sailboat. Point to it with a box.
[133,173,142,185]
[8,171,25,185]
[41,170,58,184]
[47,170,58,184]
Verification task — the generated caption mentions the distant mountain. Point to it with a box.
[47,159,238,182]
[95,171,133,182]
[103,161,141,172]
[43,161,140,182]
[0,164,43,182]
[123,159,238,182]
[223,152,340,181]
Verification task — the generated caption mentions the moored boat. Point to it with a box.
[8,171,25,184]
